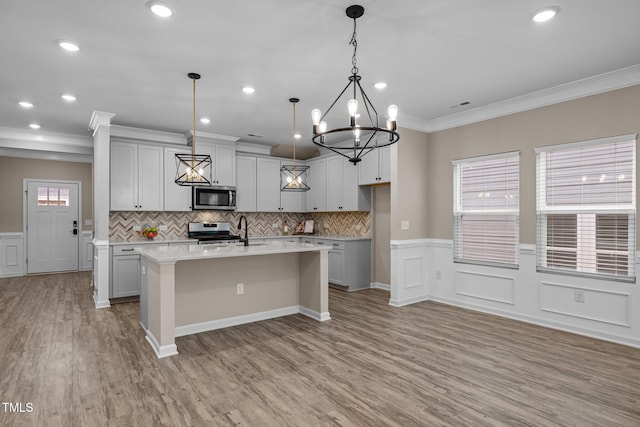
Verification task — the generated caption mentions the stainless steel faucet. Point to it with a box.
[237,215,249,246]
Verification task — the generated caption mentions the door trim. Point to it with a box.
[23,178,83,274]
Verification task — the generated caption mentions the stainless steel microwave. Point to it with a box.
[192,186,236,211]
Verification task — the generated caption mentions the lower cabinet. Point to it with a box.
[110,246,141,299]
[302,237,371,291]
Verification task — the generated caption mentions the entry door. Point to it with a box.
[26,181,79,273]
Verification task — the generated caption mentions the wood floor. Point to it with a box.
[1,273,639,426]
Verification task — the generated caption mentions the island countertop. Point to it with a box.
[136,240,331,264]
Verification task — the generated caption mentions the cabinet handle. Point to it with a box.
[332,243,340,247]
[121,248,135,252]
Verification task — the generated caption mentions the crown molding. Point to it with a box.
[235,141,272,156]
[185,130,240,145]
[0,147,92,163]
[425,64,640,133]
[88,111,116,131]
[110,125,186,145]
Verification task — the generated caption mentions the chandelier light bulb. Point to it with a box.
[387,104,398,121]
[287,176,293,183]
[311,109,322,126]
[319,121,327,133]
[347,99,358,116]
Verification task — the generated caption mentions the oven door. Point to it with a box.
[192,186,236,210]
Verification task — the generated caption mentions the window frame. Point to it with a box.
[535,134,636,282]
[452,151,520,269]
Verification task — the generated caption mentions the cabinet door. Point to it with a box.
[111,255,141,298]
[214,143,236,186]
[328,249,346,285]
[306,158,327,212]
[164,147,192,211]
[110,141,137,210]
[256,157,280,212]
[341,157,360,211]
[358,149,379,185]
[279,160,304,212]
[379,145,391,183]
[326,156,344,211]
[236,155,256,212]
[137,144,164,211]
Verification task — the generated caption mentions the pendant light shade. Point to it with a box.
[281,98,310,192]
[175,73,212,186]
[311,5,399,165]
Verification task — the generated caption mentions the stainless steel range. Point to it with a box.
[188,222,241,245]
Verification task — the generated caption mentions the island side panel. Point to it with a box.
[146,260,178,357]
[174,253,300,329]
[298,250,330,320]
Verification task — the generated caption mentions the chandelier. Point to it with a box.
[311,4,399,165]
[281,98,310,191]
[175,72,212,186]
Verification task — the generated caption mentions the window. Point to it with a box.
[37,186,70,206]
[453,152,520,267]
[536,134,636,281]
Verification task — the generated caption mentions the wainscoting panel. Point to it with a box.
[389,239,429,307]
[81,231,93,271]
[404,257,423,289]
[0,233,23,277]
[455,269,515,305]
[540,281,631,327]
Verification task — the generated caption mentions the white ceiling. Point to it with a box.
[2,0,640,151]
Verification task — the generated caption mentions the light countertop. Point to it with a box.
[259,235,371,241]
[110,238,196,246]
[136,240,331,264]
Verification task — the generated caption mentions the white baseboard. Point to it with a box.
[299,306,331,322]
[370,282,390,291]
[430,295,640,350]
[389,294,430,307]
[175,305,300,338]
[146,331,178,359]
[93,290,110,309]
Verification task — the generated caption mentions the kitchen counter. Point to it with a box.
[257,235,371,241]
[138,241,331,358]
[110,238,196,246]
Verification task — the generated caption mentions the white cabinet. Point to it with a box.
[110,245,141,299]
[110,141,163,211]
[256,157,304,212]
[326,156,371,211]
[196,141,236,186]
[236,155,257,212]
[358,145,391,185]
[163,147,192,211]
[302,238,371,291]
[306,158,327,212]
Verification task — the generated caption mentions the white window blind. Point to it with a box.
[536,134,636,281]
[453,152,520,267]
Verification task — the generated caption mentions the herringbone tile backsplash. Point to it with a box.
[110,211,370,241]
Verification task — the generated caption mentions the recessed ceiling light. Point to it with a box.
[294,133,302,139]
[532,6,560,23]
[374,82,387,90]
[58,40,80,52]
[200,117,210,124]
[242,86,255,94]
[19,101,34,108]
[29,123,41,129]
[61,94,76,102]
[146,1,173,18]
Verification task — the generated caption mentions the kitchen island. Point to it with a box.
[136,241,331,358]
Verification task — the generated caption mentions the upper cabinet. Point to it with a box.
[326,156,371,212]
[110,141,163,211]
[358,145,391,185]
[195,141,236,186]
[163,147,192,211]
[306,158,327,212]
[236,155,257,212]
[255,157,304,212]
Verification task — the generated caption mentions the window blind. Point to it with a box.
[536,134,636,281]
[453,152,520,267]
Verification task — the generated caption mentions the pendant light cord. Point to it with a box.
[292,101,296,168]
[192,77,197,157]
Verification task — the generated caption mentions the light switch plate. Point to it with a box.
[158,225,168,231]
[84,219,93,226]
[132,225,141,231]
[401,220,410,230]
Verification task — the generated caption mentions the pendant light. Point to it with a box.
[175,72,212,186]
[281,97,310,192]
[311,5,399,165]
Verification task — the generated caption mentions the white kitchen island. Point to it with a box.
[136,241,331,358]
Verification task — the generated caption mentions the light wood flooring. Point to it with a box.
[1,272,639,426]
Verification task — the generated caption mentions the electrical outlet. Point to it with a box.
[436,270,442,280]
[574,290,585,303]
[158,225,168,231]
[401,220,410,230]
[132,225,141,231]
[237,283,244,295]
